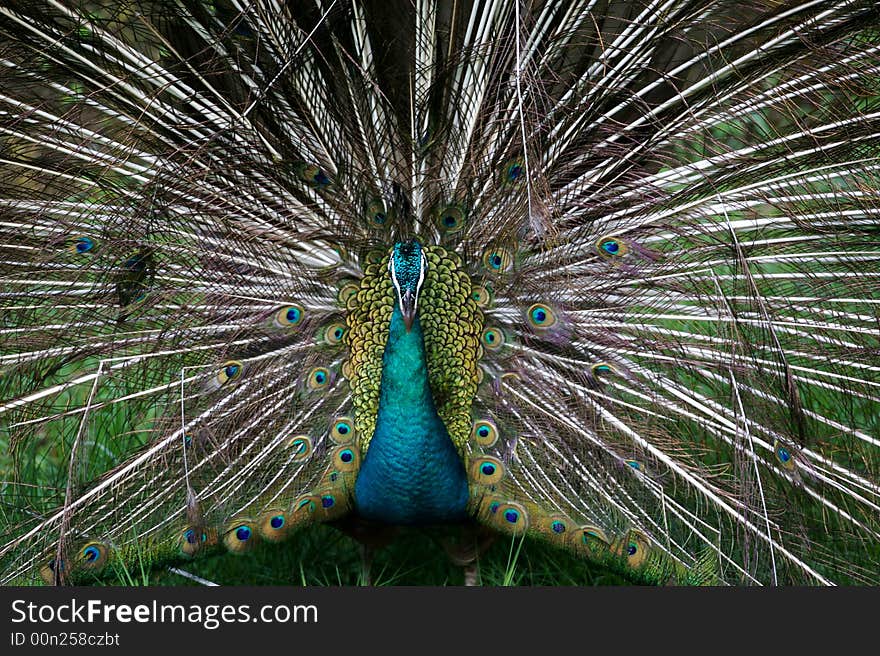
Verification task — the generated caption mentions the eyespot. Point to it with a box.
[575,525,610,556]
[322,322,346,346]
[39,558,65,584]
[366,198,391,226]
[501,158,525,185]
[471,419,499,447]
[77,542,108,569]
[290,494,319,524]
[493,502,529,536]
[436,205,466,233]
[470,456,504,485]
[287,435,313,460]
[526,303,557,329]
[332,445,360,472]
[213,360,243,388]
[224,520,257,553]
[297,162,332,187]
[591,362,615,377]
[258,511,290,542]
[482,248,513,273]
[542,514,573,541]
[306,367,331,391]
[775,441,796,471]
[274,305,304,328]
[178,526,218,557]
[617,530,649,567]
[70,236,95,255]
[481,327,505,350]
[597,235,628,258]
[330,417,355,444]
[338,282,360,307]
[471,285,493,308]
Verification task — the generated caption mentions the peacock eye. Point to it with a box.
[270,515,285,529]
[592,362,613,376]
[470,456,504,485]
[551,520,566,534]
[274,304,304,327]
[482,247,513,272]
[471,419,498,446]
[322,322,346,346]
[501,158,525,185]
[481,327,505,350]
[214,360,244,387]
[526,303,557,329]
[337,283,359,306]
[306,367,330,390]
[298,163,332,187]
[71,236,95,254]
[287,435,313,459]
[471,285,492,308]
[597,235,628,258]
[235,526,251,541]
[330,417,355,443]
[436,204,465,233]
[366,198,391,226]
[775,441,796,470]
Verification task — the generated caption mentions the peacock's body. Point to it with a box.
[1,0,880,586]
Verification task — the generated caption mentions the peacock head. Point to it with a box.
[389,240,427,332]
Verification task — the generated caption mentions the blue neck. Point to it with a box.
[353,306,469,525]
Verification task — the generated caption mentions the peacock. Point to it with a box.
[1,0,879,587]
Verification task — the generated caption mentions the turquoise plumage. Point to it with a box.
[1,0,880,586]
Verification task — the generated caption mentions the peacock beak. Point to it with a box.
[400,288,417,332]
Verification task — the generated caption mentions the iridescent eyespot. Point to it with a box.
[551,520,566,534]
[471,285,493,308]
[333,445,359,471]
[591,362,615,377]
[306,367,331,390]
[338,282,359,307]
[366,198,391,226]
[179,526,217,557]
[70,236,95,255]
[470,456,504,485]
[297,163,332,187]
[330,417,355,443]
[526,303,557,329]
[291,495,319,522]
[574,525,610,556]
[274,304,304,328]
[471,419,499,447]
[482,247,513,273]
[436,205,466,233]
[321,495,335,509]
[625,459,641,471]
[287,435,313,459]
[77,542,108,569]
[322,322,346,346]
[597,235,628,258]
[224,521,257,553]
[492,502,529,536]
[501,158,525,185]
[481,327,505,350]
[775,441,796,471]
[618,530,649,567]
[212,360,243,388]
[259,511,290,542]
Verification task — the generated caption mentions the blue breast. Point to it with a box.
[353,307,470,524]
